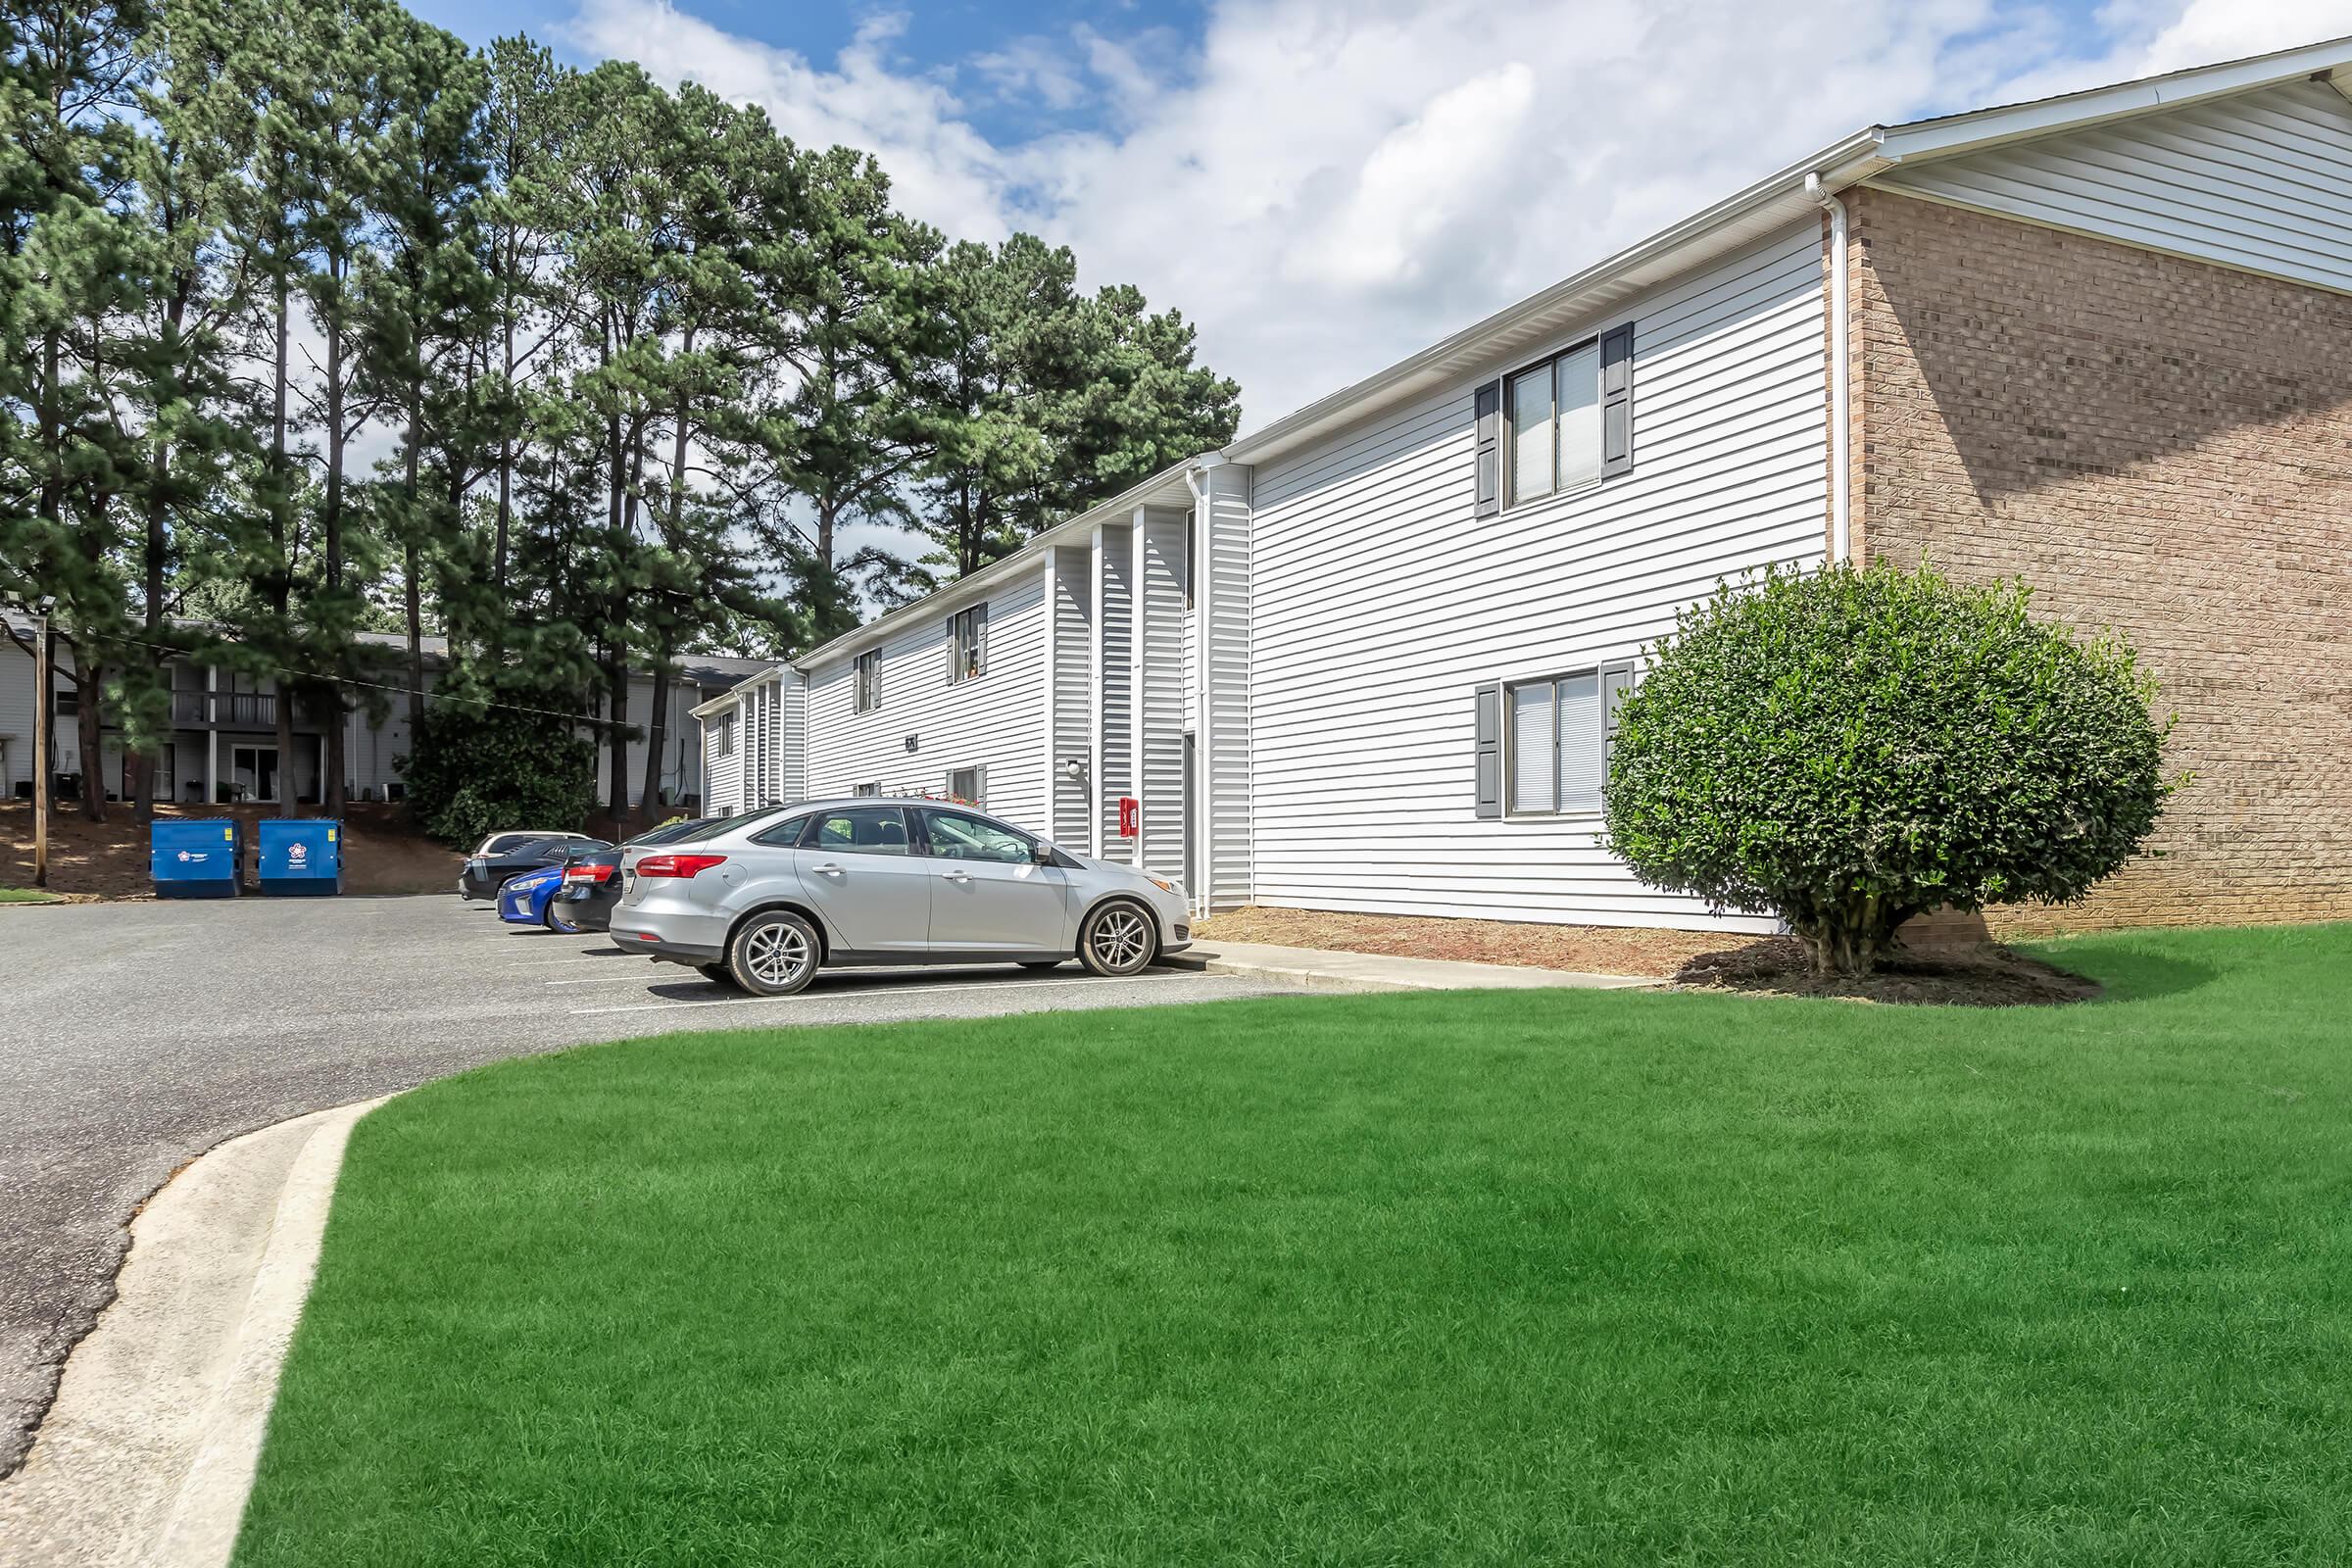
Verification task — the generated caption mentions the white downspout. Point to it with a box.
[1806,172,1852,564]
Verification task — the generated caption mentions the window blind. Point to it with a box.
[1507,366,1552,505]
[1510,680,1555,812]
[1555,669,1603,810]
[1555,343,1601,491]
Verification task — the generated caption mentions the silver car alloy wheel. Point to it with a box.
[1089,906,1152,973]
[744,920,813,988]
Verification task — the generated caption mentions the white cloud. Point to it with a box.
[554,0,2352,432]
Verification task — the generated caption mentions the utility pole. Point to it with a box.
[31,597,53,888]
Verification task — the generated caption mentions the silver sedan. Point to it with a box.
[607,798,1194,995]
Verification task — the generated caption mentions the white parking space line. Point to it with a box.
[505,955,627,968]
[567,973,1144,1017]
[545,973,669,987]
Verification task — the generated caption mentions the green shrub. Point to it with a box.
[1603,561,2175,975]
[399,685,596,850]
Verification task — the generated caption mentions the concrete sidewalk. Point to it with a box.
[0,1098,385,1568]
[1178,940,1659,994]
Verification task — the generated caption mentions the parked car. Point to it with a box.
[608,798,1191,996]
[496,864,568,928]
[466,829,597,859]
[554,817,714,935]
[460,835,613,901]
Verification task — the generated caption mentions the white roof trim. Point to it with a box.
[755,32,2352,687]
[1876,31,2352,164]
[790,464,1196,670]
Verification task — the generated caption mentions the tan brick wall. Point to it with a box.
[1848,188,2352,935]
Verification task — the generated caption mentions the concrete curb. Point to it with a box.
[0,1097,387,1568]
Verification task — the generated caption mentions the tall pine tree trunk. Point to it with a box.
[321,283,348,820]
[137,432,170,824]
[636,659,669,826]
[75,656,105,822]
[403,380,425,735]
[605,662,630,824]
[270,274,297,811]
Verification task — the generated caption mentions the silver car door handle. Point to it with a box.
[811,862,846,875]
[942,869,971,883]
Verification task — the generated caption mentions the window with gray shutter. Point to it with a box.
[1472,683,1502,817]
[1501,660,1639,815]
[1600,324,1634,477]
[1473,383,1501,517]
[1494,323,1633,507]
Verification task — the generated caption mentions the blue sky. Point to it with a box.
[396,0,2352,429]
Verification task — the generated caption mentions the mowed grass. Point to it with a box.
[0,886,59,904]
[236,925,2352,1567]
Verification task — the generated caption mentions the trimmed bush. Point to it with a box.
[399,685,596,850]
[1603,562,2174,975]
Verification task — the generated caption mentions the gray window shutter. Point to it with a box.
[1473,682,1502,817]
[1473,381,1501,517]
[1600,325,1634,477]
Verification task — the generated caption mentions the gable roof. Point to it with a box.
[764,32,2352,681]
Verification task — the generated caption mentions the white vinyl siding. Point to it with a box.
[704,706,743,813]
[1245,222,1825,930]
[1138,510,1188,883]
[1872,79,2352,296]
[805,573,1048,834]
[0,635,35,797]
[1049,546,1094,845]
[1199,463,1254,908]
[1096,525,1135,861]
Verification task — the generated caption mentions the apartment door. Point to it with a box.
[230,744,279,804]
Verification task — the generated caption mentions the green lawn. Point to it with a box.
[0,886,59,904]
[236,925,2352,1567]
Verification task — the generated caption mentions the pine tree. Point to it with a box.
[0,0,151,819]
[111,0,254,818]
[359,12,486,737]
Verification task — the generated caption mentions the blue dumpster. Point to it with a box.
[257,818,342,897]
[151,819,241,898]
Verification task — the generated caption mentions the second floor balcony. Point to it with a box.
[168,689,337,730]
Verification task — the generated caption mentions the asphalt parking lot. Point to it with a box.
[0,894,1293,1477]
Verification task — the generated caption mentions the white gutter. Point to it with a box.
[1805,172,1853,564]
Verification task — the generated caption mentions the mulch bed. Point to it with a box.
[1669,938,2102,1006]
[1197,906,1745,978]
[1198,905,2098,1005]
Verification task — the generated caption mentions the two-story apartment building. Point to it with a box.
[1,619,769,811]
[698,38,2352,937]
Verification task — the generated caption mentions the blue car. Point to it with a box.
[498,865,583,933]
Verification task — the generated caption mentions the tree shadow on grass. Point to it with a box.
[2019,942,2222,1006]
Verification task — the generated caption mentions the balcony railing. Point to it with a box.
[171,690,278,727]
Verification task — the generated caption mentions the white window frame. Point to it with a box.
[949,604,986,684]
[945,764,985,808]
[1504,660,1637,817]
[852,781,881,798]
[854,650,880,713]
[1502,335,1607,512]
[714,710,736,759]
